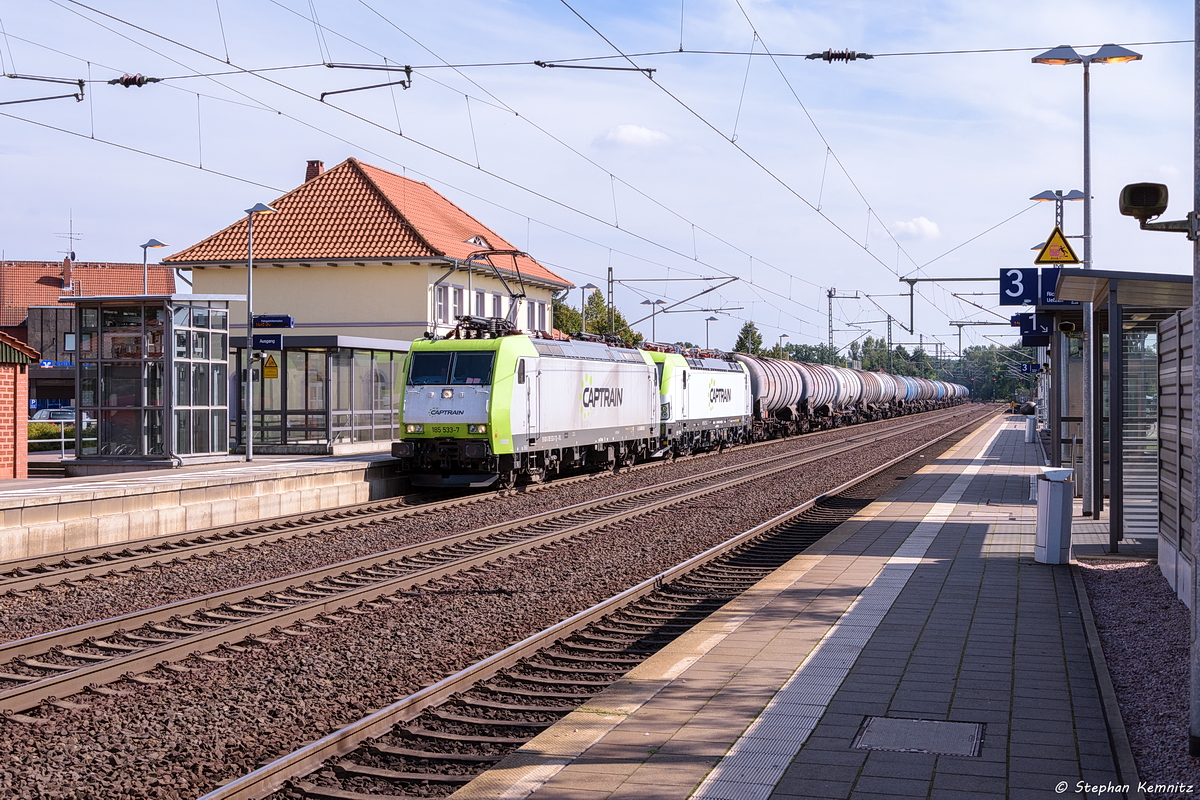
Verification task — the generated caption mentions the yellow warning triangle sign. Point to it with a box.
[262,354,279,380]
[1034,226,1080,265]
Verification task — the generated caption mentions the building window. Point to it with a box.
[452,287,464,319]
[436,285,449,324]
[492,293,502,318]
[538,302,547,332]
[63,332,76,352]
[527,301,536,332]
[475,290,485,317]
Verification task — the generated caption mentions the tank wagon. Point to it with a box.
[393,317,968,488]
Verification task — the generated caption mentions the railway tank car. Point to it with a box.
[732,352,967,436]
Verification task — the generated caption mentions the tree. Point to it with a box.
[785,342,844,366]
[552,289,640,343]
[551,291,580,333]
[733,322,763,355]
[585,290,641,344]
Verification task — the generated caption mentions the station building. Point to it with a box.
[164,158,572,454]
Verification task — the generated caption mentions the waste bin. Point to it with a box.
[1035,468,1074,564]
[1025,416,1037,443]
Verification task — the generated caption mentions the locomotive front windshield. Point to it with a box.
[408,351,495,386]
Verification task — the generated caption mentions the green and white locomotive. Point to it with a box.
[393,317,658,488]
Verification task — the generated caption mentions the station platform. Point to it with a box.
[456,413,1146,800]
[0,452,402,561]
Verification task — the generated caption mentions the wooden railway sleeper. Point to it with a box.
[502,672,614,687]
[480,682,602,699]
[398,725,528,745]
[454,696,576,713]
[365,742,504,762]
[333,760,476,783]
[14,657,76,673]
[521,659,628,675]
[539,649,643,666]
[432,709,555,728]
[85,637,140,653]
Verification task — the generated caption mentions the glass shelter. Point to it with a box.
[67,294,241,473]
[231,335,409,454]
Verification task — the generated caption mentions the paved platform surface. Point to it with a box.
[456,413,1143,800]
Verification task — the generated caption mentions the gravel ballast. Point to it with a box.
[0,409,991,799]
[1080,560,1200,799]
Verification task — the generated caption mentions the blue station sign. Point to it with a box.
[999,268,1039,306]
[252,333,284,351]
[253,314,294,328]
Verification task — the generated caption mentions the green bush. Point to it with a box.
[27,421,78,452]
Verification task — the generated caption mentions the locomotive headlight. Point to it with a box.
[467,424,488,434]
[405,423,424,434]
[442,389,454,399]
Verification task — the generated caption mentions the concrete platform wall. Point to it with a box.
[0,457,403,561]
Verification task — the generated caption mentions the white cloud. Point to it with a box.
[597,124,671,148]
[893,217,941,240]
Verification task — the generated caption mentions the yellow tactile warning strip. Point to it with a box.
[450,417,1009,800]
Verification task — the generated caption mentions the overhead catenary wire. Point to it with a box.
[48,0,827,336]
[26,0,1023,347]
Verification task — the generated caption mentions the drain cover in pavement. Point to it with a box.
[852,717,984,756]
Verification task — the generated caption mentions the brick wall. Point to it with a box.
[0,366,28,479]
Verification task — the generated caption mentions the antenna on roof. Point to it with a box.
[55,211,82,261]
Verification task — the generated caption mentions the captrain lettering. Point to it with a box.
[709,387,732,403]
[582,386,624,408]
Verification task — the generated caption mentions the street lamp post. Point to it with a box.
[1030,189,1085,229]
[705,316,718,349]
[777,333,789,359]
[139,239,167,295]
[579,283,598,333]
[243,202,276,462]
[640,298,665,341]
[1033,43,1142,517]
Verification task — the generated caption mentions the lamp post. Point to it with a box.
[1030,189,1085,229]
[640,298,665,341]
[705,316,718,349]
[139,239,167,295]
[579,283,598,333]
[776,333,789,359]
[1033,43,1142,517]
[243,202,276,462]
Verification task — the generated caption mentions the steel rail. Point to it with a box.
[0,407,971,594]
[0,411,979,716]
[1,408,972,596]
[198,408,994,799]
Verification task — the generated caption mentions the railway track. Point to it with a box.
[0,408,982,719]
[200,409,992,800]
[0,407,972,597]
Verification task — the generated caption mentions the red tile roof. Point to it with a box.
[164,158,570,288]
[0,329,39,360]
[0,261,177,326]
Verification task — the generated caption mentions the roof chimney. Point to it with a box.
[61,256,73,293]
[305,160,325,182]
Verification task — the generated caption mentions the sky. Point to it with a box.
[0,0,1193,355]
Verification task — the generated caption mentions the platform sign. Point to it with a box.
[1034,226,1080,265]
[1019,313,1053,336]
[1039,267,1078,306]
[262,354,280,380]
[253,314,294,328]
[252,333,284,351]
[1019,363,1040,374]
[1021,334,1051,348]
[1000,268,1039,306]
[1010,314,1026,327]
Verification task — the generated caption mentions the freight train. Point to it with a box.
[392,316,968,489]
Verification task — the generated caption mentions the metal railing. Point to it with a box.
[27,420,97,457]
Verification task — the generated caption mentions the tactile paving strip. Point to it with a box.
[690,423,1004,800]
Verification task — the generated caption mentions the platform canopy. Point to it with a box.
[1054,268,1192,309]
